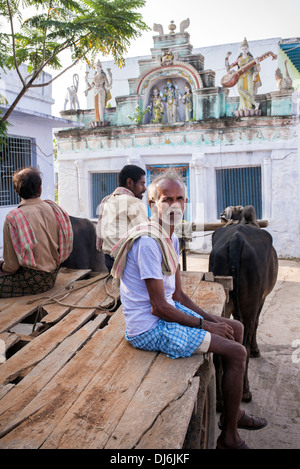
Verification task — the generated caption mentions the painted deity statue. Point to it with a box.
[225,38,261,111]
[85,60,113,123]
[150,86,164,123]
[179,84,193,121]
[160,79,178,123]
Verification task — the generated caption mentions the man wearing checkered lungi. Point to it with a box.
[111,170,267,450]
[0,167,73,297]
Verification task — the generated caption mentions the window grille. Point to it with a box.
[216,166,262,219]
[91,172,119,218]
[0,136,33,206]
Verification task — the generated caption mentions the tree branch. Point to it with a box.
[5,0,26,86]
[30,58,81,87]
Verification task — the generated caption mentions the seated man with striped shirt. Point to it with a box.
[0,167,73,297]
[111,170,267,450]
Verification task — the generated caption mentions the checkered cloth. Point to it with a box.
[6,201,73,268]
[6,207,38,268]
[125,302,207,359]
[44,200,73,263]
[111,221,179,279]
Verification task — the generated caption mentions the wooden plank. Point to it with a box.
[180,271,204,297]
[0,276,113,386]
[0,308,125,449]
[0,313,107,435]
[0,270,222,450]
[41,274,112,325]
[136,377,200,449]
[0,269,91,333]
[41,341,157,449]
[190,281,226,317]
[193,220,269,231]
[181,271,226,316]
[0,332,20,352]
[104,353,204,449]
[0,384,14,400]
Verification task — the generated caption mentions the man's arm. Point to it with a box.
[172,267,235,339]
[2,220,19,274]
[172,267,219,322]
[144,277,201,328]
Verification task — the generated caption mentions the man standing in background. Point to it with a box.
[96,165,148,272]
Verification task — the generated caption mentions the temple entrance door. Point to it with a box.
[146,163,190,221]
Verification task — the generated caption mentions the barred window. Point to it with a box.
[0,136,33,206]
[216,166,262,219]
[91,172,119,218]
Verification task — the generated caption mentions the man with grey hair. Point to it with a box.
[111,171,267,449]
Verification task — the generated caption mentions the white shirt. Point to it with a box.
[120,233,180,337]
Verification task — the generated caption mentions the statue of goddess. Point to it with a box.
[150,86,164,123]
[179,83,193,121]
[85,60,113,123]
[160,79,178,123]
[225,38,261,112]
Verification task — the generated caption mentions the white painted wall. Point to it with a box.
[0,65,81,254]
[57,37,300,259]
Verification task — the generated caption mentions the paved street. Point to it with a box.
[186,253,300,449]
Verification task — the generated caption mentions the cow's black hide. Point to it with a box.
[209,206,278,403]
[62,216,107,273]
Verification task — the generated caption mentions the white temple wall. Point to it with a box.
[57,131,300,258]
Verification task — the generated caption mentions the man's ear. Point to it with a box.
[126,177,134,190]
[148,199,155,209]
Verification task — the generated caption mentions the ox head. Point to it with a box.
[220,205,244,223]
[221,205,260,228]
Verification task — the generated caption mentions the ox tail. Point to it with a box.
[229,231,244,321]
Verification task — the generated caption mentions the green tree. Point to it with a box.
[0,0,149,127]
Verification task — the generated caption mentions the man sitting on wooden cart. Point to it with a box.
[111,170,267,450]
[0,167,73,297]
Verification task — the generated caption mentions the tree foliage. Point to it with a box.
[0,0,149,127]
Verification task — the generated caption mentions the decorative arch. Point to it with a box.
[134,61,203,97]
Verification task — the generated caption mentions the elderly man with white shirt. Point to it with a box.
[111,170,268,450]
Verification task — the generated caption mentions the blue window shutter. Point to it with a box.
[91,172,119,218]
[216,167,262,219]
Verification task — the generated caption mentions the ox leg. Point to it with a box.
[250,302,264,358]
[242,334,252,402]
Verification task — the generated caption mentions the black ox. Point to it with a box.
[209,205,278,403]
[62,216,107,273]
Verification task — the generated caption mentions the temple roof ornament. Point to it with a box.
[180,18,190,33]
[152,18,190,36]
[168,21,176,35]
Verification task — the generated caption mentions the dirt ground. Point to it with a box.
[186,253,300,450]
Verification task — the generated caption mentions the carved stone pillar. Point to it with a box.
[263,156,272,219]
[74,159,85,216]
[191,154,207,226]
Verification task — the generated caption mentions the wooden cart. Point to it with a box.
[0,268,227,449]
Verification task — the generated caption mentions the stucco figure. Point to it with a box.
[179,83,193,121]
[150,86,164,123]
[161,49,174,66]
[275,60,293,90]
[85,60,113,123]
[64,74,80,110]
[160,79,179,122]
[225,38,261,113]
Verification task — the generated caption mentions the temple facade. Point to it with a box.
[56,22,300,258]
